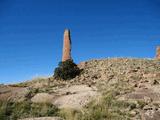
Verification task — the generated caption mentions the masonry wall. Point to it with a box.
[62,29,72,61]
[156,46,160,60]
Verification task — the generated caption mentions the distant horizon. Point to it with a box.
[0,0,160,84]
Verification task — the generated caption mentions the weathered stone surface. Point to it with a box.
[143,110,160,120]
[31,93,54,103]
[62,29,72,62]
[156,46,160,60]
[53,85,99,109]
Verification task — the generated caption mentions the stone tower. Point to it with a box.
[62,29,72,62]
[156,46,160,60]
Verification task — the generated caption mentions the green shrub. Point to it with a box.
[54,60,81,80]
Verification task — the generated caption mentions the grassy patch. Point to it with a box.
[12,77,50,87]
[0,100,59,120]
[59,90,135,120]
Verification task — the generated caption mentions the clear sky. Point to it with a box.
[0,0,160,84]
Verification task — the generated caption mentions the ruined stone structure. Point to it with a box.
[156,46,160,60]
[62,29,72,61]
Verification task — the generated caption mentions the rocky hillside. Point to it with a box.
[0,58,160,120]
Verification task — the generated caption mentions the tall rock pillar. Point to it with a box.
[156,46,160,60]
[62,29,72,62]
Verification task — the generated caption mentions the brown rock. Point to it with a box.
[62,29,72,62]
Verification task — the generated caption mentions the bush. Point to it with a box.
[54,60,81,80]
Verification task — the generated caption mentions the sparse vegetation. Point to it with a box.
[54,60,81,80]
[137,100,147,109]
[1,58,160,120]
[25,88,40,99]
[59,89,136,120]
[11,77,50,87]
[0,100,59,120]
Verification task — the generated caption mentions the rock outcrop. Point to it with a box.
[30,85,99,109]
[53,85,99,109]
[31,93,54,103]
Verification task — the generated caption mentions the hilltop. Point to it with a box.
[0,58,160,120]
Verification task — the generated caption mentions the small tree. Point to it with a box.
[54,60,81,80]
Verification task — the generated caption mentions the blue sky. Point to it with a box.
[0,0,160,84]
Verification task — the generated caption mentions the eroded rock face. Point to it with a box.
[156,46,160,60]
[62,29,72,62]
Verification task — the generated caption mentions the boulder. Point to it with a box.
[31,93,54,103]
